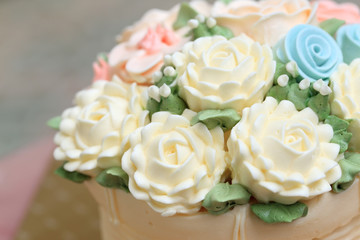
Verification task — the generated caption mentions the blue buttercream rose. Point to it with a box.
[274,24,343,82]
[337,24,360,64]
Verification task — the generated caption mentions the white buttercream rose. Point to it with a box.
[211,0,317,46]
[122,110,227,216]
[54,77,149,173]
[173,35,275,113]
[228,97,342,204]
[330,59,360,150]
[108,1,211,84]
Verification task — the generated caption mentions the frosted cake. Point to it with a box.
[49,0,360,239]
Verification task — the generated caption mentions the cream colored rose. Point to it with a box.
[211,0,317,46]
[330,59,360,150]
[174,35,275,113]
[108,1,211,84]
[228,97,342,204]
[122,110,226,216]
[54,77,149,173]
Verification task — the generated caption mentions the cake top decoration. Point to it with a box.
[50,0,360,223]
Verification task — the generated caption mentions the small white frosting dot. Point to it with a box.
[164,66,176,77]
[286,61,298,77]
[148,86,161,102]
[320,84,332,96]
[188,19,199,28]
[152,71,163,82]
[206,17,217,28]
[196,14,205,23]
[164,55,173,65]
[313,79,325,91]
[299,78,310,90]
[277,74,289,87]
[159,84,172,98]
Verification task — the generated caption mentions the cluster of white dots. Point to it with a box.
[148,84,172,102]
[188,14,217,29]
[277,61,332,96]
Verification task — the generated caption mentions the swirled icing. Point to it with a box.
[227,97,342,204]
[121,110,227,216]
[274,24,343,82]
[337,24,360,64]
[174,35,275,113]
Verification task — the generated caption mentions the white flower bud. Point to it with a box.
[164,55,173,66]
[277,74,289,87]
[320,84,332,96]
[206,17,217,28]
[148,86,161,102]
[164,66,177,77]
[286,61,298,78]
[159,84,172,98]
[313,79,325,91]
[299,78,310,90]
[188,19,199,28]
[152,71,163,82]
[195,14,205,23]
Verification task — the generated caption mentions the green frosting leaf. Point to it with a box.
[173,2,198,30]
[190,109,241,131]
[287,83,310,111]
[221,0,233,4]
[97,52,109,63]
[274,61,291,81]
[307,94,330,121]
[96,167,130,192]
[146,98,161,117]
[319,18,346,36]
[159,94,187,115]
[193,22,234,40]
[154,75,177,88]
[325,115,352,153]
[202,183,251,215]
[47,116,61,130]
[332,152,360,193]
[251,202,308,223]
[267,85,290,102]
[55,163,91,183]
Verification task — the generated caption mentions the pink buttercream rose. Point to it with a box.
[108,1,211,85]
[316,0,360,24]
[211,0,317,46]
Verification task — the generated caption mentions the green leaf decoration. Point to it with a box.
[332,152,360,193]
[96,167,130,192]
[307,94,330,121]
[173,2,198,30]
[47,116,61,130]
[251,202,308,223]
[146,98,161,117]
[202,183,251,215]
[154,75,177,88]
[287,83,310,111]
[267,85,290,102]
[97,52,109,63]
[159,93,187,115]
[319,18,346,36]
[55,163,91,183]
[325,115,352,153]
[193,22,234,40]
[190,109,241,131]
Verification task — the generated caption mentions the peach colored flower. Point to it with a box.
[316,0,360,24]
[108,1,211,85]
[93,58,111,82]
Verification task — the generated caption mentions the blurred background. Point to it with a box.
[0,0,359,239]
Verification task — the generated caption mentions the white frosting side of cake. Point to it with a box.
[85,177,360,240]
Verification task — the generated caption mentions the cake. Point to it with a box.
[49,0,360,239]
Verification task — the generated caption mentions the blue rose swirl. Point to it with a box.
[274,24,343,82]
[337,24,360,64]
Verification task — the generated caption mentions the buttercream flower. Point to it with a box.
[337,24,360,64]
[316,0,360,24]
[174,35,275,113]
[122,110,226,216]
[53,77,149,173]
[274,24,343,82]
[211,0,317,46]
[93,58,111,82]
[108,1,211,85]
[228,97,342,204]
[330,59,360,150]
